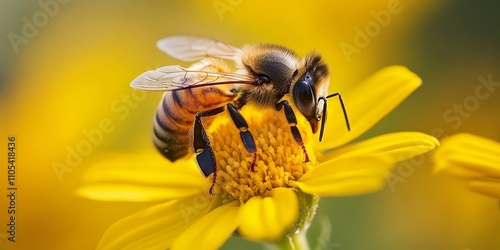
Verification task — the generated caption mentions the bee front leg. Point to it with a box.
[193,104,258,194]
[226,103,257,172]
[275,100,310,163]
[193,107,225,195]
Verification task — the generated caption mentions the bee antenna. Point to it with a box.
[319,92,350,141]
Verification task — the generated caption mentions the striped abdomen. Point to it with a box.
[153,86,236,161]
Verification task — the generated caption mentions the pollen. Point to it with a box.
[209,106,316,203]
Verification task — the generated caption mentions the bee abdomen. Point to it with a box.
[153,92,195,161]
[153,114,190,161]
[153,88,235,162]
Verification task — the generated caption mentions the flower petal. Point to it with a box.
[296,156,393,196]
[171,201,240,250]
[238,188,299,241]
[77,152,207,202]
[97,193,216,250]
[434,133,500,179]
[322,132,439,163]
[469,179,500,199]
[321,66,422,149]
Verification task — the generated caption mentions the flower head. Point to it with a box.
[433,133,500,199]
[211,107,314,204]
[78,65,439,249]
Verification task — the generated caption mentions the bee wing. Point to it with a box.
[130,65,256,91]
[156,36,241,62]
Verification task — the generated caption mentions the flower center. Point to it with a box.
[209,106,316,203]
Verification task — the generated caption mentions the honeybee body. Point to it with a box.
[154,59,237,161]
[151,42,305,161]
[131,36,350,193]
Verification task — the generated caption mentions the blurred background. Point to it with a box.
[1,0,499,249]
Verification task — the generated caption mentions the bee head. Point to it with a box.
[291,53,330,139]
[240,44,300,103]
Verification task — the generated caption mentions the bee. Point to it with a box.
[131,36,350,194]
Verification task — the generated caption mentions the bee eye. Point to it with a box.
[293,73,315,118]
[257,75,271,84]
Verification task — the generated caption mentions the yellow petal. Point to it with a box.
[77,152,207,202]
[97,194,216,250]
[171,201,240,250]
[435,154,500,179]
[296,156,393,196]
[434,133,500,179]
[320,66,422,149]
[469,179,500,199]
[322,132,439,163]
[433,161,484,179]
[238,188,299,241]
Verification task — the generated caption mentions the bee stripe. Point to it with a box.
[172,90,198,114]
[154,112,177,136]
[161,97,192,126]
[153,120,188,144]
[154,108,190,161]
[153,133,188,161]
[153,124,169,141]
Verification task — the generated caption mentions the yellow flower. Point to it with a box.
[78,65,439,249]
[434,133,500,199]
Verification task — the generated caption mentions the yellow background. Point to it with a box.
[1,0,499,249]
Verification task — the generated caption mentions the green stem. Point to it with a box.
[290,232,310,250]
[268,232,310,250]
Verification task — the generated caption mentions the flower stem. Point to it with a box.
[267,232,310,250]
[290,232,310,250]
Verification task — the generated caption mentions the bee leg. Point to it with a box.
[194,107,225,195]
[275,100,310,163]
[208,171,217,195]
[226,103,258,171]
